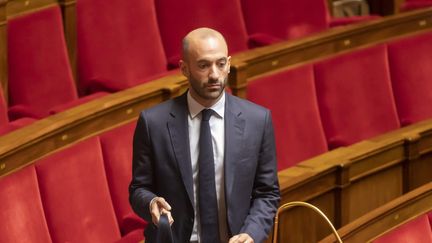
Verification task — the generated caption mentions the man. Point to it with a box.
[129,27,280,243]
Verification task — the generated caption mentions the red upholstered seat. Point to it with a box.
[429,211,432,229]
[240,0,329,44]
[373,214,432,243]
[35,137,143,243]
[240,0,378,47]
[155,0,249,69]
[314,45,400,149]
[247,65,328,170]
[77,0,168,93]
[7,6,104,120]
[401,0,432,11]
[387,32,432,126]
[0,165,52,243]
[100,122,148,235]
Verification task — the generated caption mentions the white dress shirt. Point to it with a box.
[187,91,228,243]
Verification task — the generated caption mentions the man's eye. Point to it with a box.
[218,62,226,68]
[198,64,208,69]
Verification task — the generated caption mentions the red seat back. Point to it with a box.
[240,0,329,40]
[247,65,328,170]
[373,214,432,243]
[77,0,167,93]
[35,137,121,242]
[8,6,78,117]
[100,122,147,233]
[314,45,400,149]
[0,165,52,243]
[155,0,248,68]
[387,32,432,126]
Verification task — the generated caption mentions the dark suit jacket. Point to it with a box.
[129,92,280,243]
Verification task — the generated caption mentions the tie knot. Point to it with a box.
[201,109,214,121]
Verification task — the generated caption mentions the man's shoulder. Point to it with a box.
[139,94,185,119]
[227,93,269,115]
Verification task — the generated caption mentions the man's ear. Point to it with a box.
[179,60,189,76]
[227,56,231,73]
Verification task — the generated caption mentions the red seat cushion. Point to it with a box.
[8,6,78,118]
[373,214,432,243]
[156,0,248,69]
[77,0,168,93]
[247,65,328,170]
[0,165,52,243]
[387,32,432,126]
[241,0,329,41]
[100,122,148,234]
[35,137,122,242]
[314,45,400,149]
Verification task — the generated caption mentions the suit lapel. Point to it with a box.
[167,94,194,206]
[224,94,246,199]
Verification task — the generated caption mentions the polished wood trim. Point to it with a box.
[0,72,188,177]
[6,0,57,18]
[319,182,432,243]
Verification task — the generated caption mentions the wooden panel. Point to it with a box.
[408,154,432,190]
[0,73,188,177]
[276,192,335,243]
[345,165,403,223]
[6,0,57,18]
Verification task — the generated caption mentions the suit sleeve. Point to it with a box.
[241,110,281,242]
[129,111,158,222]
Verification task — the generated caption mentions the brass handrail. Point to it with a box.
[272,201,343,243]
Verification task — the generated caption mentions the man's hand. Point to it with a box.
[229,233,254,243]
[149,197,174,226]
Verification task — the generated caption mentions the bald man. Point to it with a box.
[129,28,280,243]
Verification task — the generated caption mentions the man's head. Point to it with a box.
[180,28,231,107]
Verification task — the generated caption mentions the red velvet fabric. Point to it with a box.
[0,165,52,242]
[100,122,148,235]
[7,6,78,118]
[387,32,432,126]
[429,211,432,229]
[35,137,123,242]
[314,45,400,149]
[155,0,248,69]
[240,0,329,41]
[373,214,432,243]
[247,65,328,170]
[77,0,168,94]
[401,1,432,11]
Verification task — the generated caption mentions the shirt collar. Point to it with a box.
[187,91,225,119]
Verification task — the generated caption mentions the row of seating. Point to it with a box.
[0,0,380,135]
[0,121,146,242]
[247,30,432,170]
[373,212,432,243]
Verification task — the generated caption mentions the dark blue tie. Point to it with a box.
[199,109,220,243]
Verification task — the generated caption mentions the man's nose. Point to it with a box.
[209,64,220,80]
